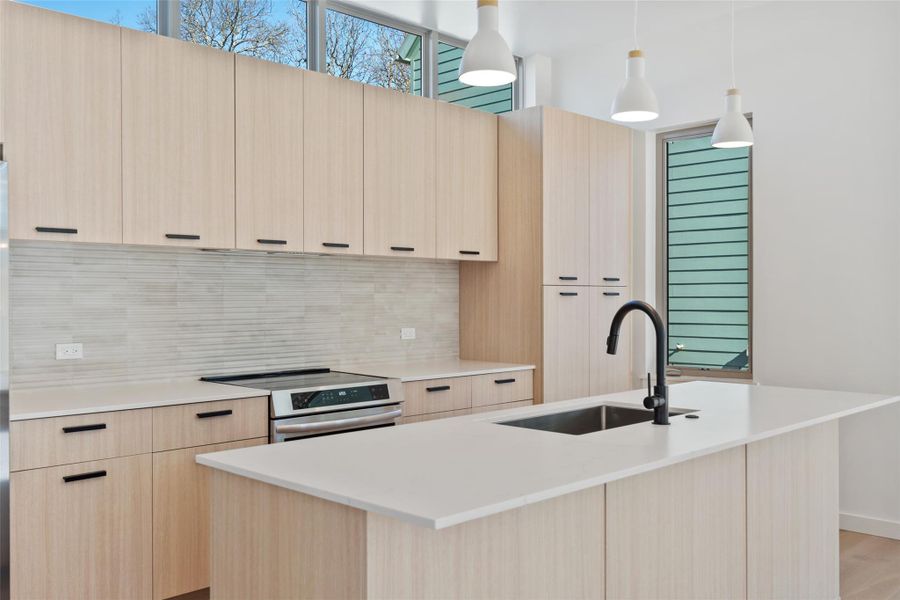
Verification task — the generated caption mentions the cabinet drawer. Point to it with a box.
[11,454,153,600]
[471,399,534,415]
[402,378,471,417]
[10,409,151,472]
[401,407,471,425]
[152,397,268,452]
[471,371,534,408]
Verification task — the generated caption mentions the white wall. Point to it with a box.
[552,1,900,536]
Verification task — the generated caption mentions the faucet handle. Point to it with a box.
[644,373,661,409]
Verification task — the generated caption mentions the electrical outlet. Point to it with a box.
[400,327,416,340]
[55,343,83,360]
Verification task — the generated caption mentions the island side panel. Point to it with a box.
[747,421,839,600]
[365,485,605,599]
[606,446,746,600]
[208,470,367,600]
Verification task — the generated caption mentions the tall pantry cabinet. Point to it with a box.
[460,107,633,404]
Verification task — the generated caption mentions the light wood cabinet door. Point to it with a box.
[471,371,533,407]
[590,119,632,286]
[543,286,590,403]
[589,287,633,395]
[542,108,590,285]
[1,2,122,243]
[303,71,364,254]
[11,454,152,600]
[402,377,472,417]
[235,55,303,252]
[122,30,235,249]
[436,103,498,261]
[153,437,266,600]
[151,396,268,452]
[363,86,436,258]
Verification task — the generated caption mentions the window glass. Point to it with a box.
[20,0,156,29]
[664,134,751,373]
[437,41,513,114]
[325,9,421,95]
[176,0,307,68]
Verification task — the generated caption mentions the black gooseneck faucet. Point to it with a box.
[606,300,669,425]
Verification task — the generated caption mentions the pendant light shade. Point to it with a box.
[611,49,659,122]
[459,0,517,87]
[712,2,753,148]
[711,89,753,148]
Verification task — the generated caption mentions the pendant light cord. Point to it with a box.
[730,0,736,88]
[633,0,639,49]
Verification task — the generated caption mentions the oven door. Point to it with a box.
[270,403,402,443]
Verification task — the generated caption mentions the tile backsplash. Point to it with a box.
[10,242,459,389]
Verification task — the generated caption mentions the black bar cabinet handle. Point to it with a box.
[196,409,233,419]
[558,276,578,281]
[257,239,287,245]
[63,470,107,483]
[62,423,107,434]
[166,233,201,240]
[390,246,415,252]
[559,291,579,297]
[36,226,78,234]
[494,378,516,385]
[603,277,621,282]
[459,250,481,256]
[603,292,621,297]
[322,242,350,248]
[426,385,450,393]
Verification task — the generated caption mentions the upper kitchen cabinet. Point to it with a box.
[436,102,498,261]
[0,2,122,243]
[542,107,590,285]
[363,86,436,258]
[235,56,304,252]
[304,71,364,255]
[122,30,235,249]
[590,119,632,287]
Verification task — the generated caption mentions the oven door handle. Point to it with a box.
[274,408,403,435]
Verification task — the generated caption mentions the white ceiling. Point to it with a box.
[344,0,746,59]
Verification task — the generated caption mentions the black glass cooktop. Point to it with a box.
[201,368,382,391]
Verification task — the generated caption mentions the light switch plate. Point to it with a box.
[401,327,416,340]
[56,343,83,360]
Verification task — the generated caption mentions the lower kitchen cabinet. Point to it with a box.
[399,370,534,424]
[543,286,591,403]
[153,437,267,600]
[590,287,633,394]
[11,454,153,600]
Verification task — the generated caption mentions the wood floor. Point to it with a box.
[178,531,900,600]
[842,530,900,600]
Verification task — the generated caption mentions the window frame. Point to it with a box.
[154,0,521,107]
[656,121,754,380]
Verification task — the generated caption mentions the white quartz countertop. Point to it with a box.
[197,381,900,530]
[10,379,268,420]
[339,358,534,382]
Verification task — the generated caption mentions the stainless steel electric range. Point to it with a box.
[202,368,403,443]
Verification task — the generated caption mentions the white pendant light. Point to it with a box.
[459,0,517,87]
[712,2,754,148]
[611,0,659,122]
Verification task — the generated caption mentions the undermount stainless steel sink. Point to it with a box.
[497,404,695,436]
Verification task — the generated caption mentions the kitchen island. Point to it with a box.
[197,382,899,599]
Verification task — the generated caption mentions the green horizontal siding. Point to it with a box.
[436,42,513,114]
[666,135,751,372]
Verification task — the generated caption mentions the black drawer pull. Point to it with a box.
[559,291,579,297]
[603,277,621,282]
[196,409,233,419]
[62,423,107,434]
[603,291,621,297]
[494,378,516,385]
[257,238,287,245]
[390,246,415,252]
[63,470,107,483]
[426,385,450,392]
[36,226,78,234]
[559,276,578,281]
[166,233,200,240]
[459,250,481,255]
[322,242,350,248]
